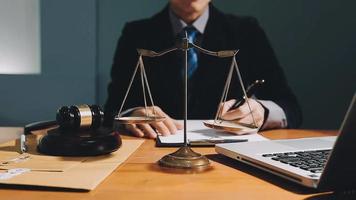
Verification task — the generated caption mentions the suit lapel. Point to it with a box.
[143,6,184,117]
[195,5,231,90]
[190,5,243,116]
[201,5,229,52]
[148,5,175,50]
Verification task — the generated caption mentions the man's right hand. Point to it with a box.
[125,106,183,139]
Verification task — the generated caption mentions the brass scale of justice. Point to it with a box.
[115,31,262,170]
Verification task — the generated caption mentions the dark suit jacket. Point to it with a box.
[104,4,302,128]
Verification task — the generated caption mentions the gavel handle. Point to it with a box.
[24,120,57,135]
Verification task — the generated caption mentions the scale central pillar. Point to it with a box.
[158,35,210,170]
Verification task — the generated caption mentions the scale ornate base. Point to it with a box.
[158,146,210,169]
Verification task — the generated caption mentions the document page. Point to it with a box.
[158,120,268,144]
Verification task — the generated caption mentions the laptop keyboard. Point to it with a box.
[262,149,331,173]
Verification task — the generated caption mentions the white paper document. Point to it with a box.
[158,120,268,145]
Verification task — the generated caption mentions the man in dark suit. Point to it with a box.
[104,0,302,138]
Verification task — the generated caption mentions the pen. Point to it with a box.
[189,138,248,147]
[230,79,265,110]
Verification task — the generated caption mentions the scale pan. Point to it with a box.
[203,120,258,134]
[115,116,165,124]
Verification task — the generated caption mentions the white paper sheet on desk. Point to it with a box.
[158,120,268,144]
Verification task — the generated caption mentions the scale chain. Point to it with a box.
[117,56,141,117]
[233,57,257,127]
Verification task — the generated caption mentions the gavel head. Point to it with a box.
[56,104,104,130]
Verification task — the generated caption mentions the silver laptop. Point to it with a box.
[216,94,356,191]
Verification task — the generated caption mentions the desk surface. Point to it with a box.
[0,129,337,200]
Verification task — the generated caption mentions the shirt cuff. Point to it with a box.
[258,100,288,130]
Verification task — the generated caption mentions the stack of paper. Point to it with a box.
[157,120,267,146]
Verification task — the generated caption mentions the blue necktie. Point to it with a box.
[184,26,198,78]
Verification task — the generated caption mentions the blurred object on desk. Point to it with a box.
[0,127,22,144]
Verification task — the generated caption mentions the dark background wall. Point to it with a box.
[0,0,355,129]
[214,0,356,129]
[0,0,97,126]
[98,0,356,129]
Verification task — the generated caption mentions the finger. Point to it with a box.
[132,106,160,117]
[150,107,178,134]
[236,116,253,124]
[125,124,144,138]
[162,117,178,134]
[131,107,146,116]
[219,99,237,115]
[236,111,264,128]
[137,123,157,139]
[221,103,251,120]
[173,120,183,130]
[150,106,163,116]
[150,121,170,136]
[222,99,260,120]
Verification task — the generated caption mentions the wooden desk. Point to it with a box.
[0,129,338,200]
